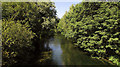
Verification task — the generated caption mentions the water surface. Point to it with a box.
[46,34,106,65]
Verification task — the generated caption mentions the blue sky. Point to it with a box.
[54,2,81,18]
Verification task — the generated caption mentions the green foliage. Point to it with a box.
[2,2,57,38]
[2,2,57,66]
[109,56,120,66]
[57,2,120,65]
[2,20,35,66]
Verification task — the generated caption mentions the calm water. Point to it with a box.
[8,34,109,67]
[43,34,107,65]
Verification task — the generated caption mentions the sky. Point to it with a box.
[54,2,81,18]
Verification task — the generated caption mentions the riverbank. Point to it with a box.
[74,45,118,66]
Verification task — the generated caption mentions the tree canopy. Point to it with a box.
[57,2,120,66]
[2,2,57,66]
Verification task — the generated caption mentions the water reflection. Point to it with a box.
[49,37,63,65]
[48,34,106,65]
[7,34,107,66]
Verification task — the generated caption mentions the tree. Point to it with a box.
[2,20,35,66]
[2,2,57,66]
[57,2,120,65]
[2,2,57,38]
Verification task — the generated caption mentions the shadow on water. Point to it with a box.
[39,34,116,67]
[45,34,107,65]
[8,36,53,67]
[10,34,114,67]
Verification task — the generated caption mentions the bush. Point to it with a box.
[2,20,35,66]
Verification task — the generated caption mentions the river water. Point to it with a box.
[43,34,107,65]
[10,34,110,67]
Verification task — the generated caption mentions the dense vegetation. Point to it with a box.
[2,2,58,66]
[57,2,120,66]
[2,1,120,67]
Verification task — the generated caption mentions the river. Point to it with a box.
[10,34,110,67]
[40,34,108,66]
